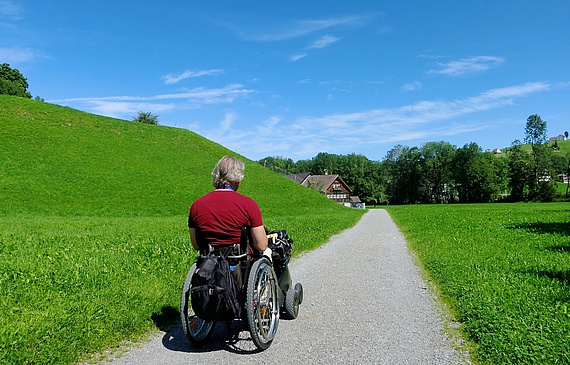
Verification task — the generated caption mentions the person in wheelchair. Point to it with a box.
[181,155,302,351]
[188,155,270,256]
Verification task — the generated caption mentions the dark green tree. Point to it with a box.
[452,142,481,203]
[293,159,313,174]
[550,153,568,176]
[383,145,422,204]
[524,114,553,200]
[132,111,159,125]
[566,152,570,197]
[335,153,385,204]
[0,63,32,98]
[420,141,456,203]
[258,156,295,174]
[507,140,531,201]
[311,152,341,175]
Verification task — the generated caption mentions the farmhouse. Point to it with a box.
[286,172,364,208]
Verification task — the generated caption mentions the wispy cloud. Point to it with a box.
[162,69,224,85]
[50,84,254,118]
[289,53,307,62]
[246,14,373,41]
[204,82,550,159]
[0,47,35,63]
[430,56,505,75]
[401,81,422,92]
[0,0,24,20]
[307,35,341,49]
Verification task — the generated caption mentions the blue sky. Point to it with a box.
[2,1,569,161]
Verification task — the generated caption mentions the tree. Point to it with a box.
[0,63,32,98]
[258,156,295,174]
[507,140,531,201]
[523,114,552,199]
[335,153,385,204]
[452,142,481,203]
[311,152,341,175]
[132,111,159,125]
[383,145,422,204]
[420,141,456,203]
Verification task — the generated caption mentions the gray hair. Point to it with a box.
[212,156,245,187]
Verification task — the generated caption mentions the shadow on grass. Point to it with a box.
[510,222,570,236]
[151,306,179,331]
[534,270,570,287]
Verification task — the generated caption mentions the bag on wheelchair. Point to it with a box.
[190,253,241,321]
[268,230,293,275]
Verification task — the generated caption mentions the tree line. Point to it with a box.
[259,115,569,205]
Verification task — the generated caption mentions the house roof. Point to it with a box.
[286,172,311,184]
[302,174,352,194]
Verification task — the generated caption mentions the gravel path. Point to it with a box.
[98,209,469,365]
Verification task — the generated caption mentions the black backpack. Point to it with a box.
[190,253,241,321]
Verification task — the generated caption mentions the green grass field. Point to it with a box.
[0,95,364,364]
[385,203,570,365]
[4,94,570,365]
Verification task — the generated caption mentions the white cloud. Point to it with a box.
[0,47,35,63]
[307,35,341,49]
[50,84,254,118]
[430,56,505,75]
[89,101,175,117]
[401,81,422,92]
[289,53,307,62]
[162,69,224,85]
[246,14,374,41]
[220,112,236,132]
[206,82,550,160]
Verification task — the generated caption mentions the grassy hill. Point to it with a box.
[0,95,364,364]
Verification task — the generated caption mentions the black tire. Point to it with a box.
[180,263,215,347]
[283,285,300,319]
[295,282,304,305]
[246,257,279,351]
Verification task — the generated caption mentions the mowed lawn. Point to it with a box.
[385,203,570,365]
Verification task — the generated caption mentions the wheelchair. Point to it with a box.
[180,227,303,351]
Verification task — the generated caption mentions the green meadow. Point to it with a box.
[385,203,570,365]
[0,95,364,364]
[3,95,570,365]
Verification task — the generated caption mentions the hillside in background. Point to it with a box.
[0,95,346,218]
[1,95,366,365]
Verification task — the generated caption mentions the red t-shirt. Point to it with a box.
[188,190,264,247]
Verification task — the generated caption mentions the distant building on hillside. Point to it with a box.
[286,172,364,208]
[550,134,567,142]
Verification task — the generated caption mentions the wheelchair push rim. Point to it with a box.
[180,263,215,347]
[246,256,280,350]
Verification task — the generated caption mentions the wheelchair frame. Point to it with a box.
[180,227,302,351]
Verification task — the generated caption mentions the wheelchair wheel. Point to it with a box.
[246,257,279,350]
[283,283,301,319]
[180,263,215,347]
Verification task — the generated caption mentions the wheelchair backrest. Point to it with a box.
[196,226,253,263]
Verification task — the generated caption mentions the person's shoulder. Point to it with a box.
[191,191,216,204]
[234,192,259,204]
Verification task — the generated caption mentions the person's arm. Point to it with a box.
[189,228,200,250]
[251,225,268,251]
